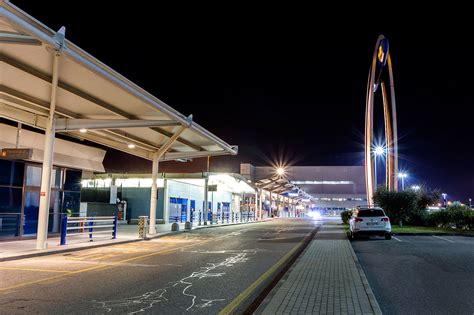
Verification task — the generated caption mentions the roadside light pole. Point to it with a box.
[442,193,448,208]
[398,172,407,190]
[373,146,384,190]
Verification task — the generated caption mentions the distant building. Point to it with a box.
[241,164,367,211]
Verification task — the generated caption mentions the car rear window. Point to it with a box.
[357,209,385,217]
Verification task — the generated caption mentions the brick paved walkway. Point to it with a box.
[258,220,381,314]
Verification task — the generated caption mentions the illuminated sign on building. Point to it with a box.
[0,148,33,160]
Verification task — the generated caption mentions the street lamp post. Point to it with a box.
[442,193,447,208]
[398,172,407,190]
[373,146,384,190]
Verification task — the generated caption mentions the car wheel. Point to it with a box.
[385,233,392,240]
[348,231,354,240]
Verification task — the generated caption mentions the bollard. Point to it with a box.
[171,222,180,231]
[138,216,148,239]
[60,214,67,245]
[112,215,117,239]
[88,220,94,241]
[185,221,192,230]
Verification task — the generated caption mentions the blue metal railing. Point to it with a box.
[60,215,117,245]
[0,213,21,237]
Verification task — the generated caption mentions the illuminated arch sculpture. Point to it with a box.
[365,35,399,205]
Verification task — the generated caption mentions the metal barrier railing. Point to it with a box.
[60,215,117,245]
[0,213,22,237]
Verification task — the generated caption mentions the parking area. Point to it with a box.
[351,235,474,315]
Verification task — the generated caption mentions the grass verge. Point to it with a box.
[342,223,473,235]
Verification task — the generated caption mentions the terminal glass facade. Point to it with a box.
[0,159,82,239]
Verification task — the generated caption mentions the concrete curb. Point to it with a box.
[0,231,177,262]
[0,220,268,262]
[348,240,383,315]
[219,224,320,315]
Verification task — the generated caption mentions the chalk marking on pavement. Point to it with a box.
[433,235,455,243]
[93,252,253,313]
[218,236,308,315]
[0,267,74,274]
[0,231,238,294]
[392,236,403,242]
[93,288,169,314]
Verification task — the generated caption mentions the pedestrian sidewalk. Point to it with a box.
[0,219,265,262]
[257,219,381,314]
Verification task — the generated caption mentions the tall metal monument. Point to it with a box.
[365,35,399,205]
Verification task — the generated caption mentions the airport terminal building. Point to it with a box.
[240,164,367,212]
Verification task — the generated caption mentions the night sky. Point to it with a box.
[10,2,473,201]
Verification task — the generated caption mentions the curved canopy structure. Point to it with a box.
[0,0,237,161]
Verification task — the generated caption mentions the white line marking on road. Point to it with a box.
[433,235,455,243]
[392,236,403,242]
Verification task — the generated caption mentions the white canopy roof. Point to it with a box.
[0,0,237,161]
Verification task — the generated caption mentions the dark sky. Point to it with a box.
[10,2,473,201]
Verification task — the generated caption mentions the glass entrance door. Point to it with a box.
[23,190,39,235]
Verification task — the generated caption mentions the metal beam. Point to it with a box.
[55,118,180,131]
[0,53,205,151]
[0,31,41,45]
[156,117,191,157]
[0,87,179,152]
[161,150,231,161]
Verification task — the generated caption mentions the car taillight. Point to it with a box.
[381,217,389,222]
[355,218,364,222]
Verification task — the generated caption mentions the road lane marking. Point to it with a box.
[89,254,118,261]
[0,230,238,293]
[0,267,74,273]
[433,235,455,243]
[392,236,403,242]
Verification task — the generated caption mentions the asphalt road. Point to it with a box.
[351,234,474,315]
[0,218,319,314]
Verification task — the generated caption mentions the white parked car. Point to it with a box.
[349,207,392,240]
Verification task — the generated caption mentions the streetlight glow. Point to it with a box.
[374,146,384,156]
[373,145,385,189]
[276,167,285,176]
[398,172,408,190]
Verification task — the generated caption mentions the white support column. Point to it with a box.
[15,122,22,148]
[163,179,169,224]
[269,191,273,218]
[254,190,258,221]
[186,197,191,224]
[276,195,280,217]
[203,177,209,225]
[149,152,159,234]
[147,123,189,234]
[36,50,60,250]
